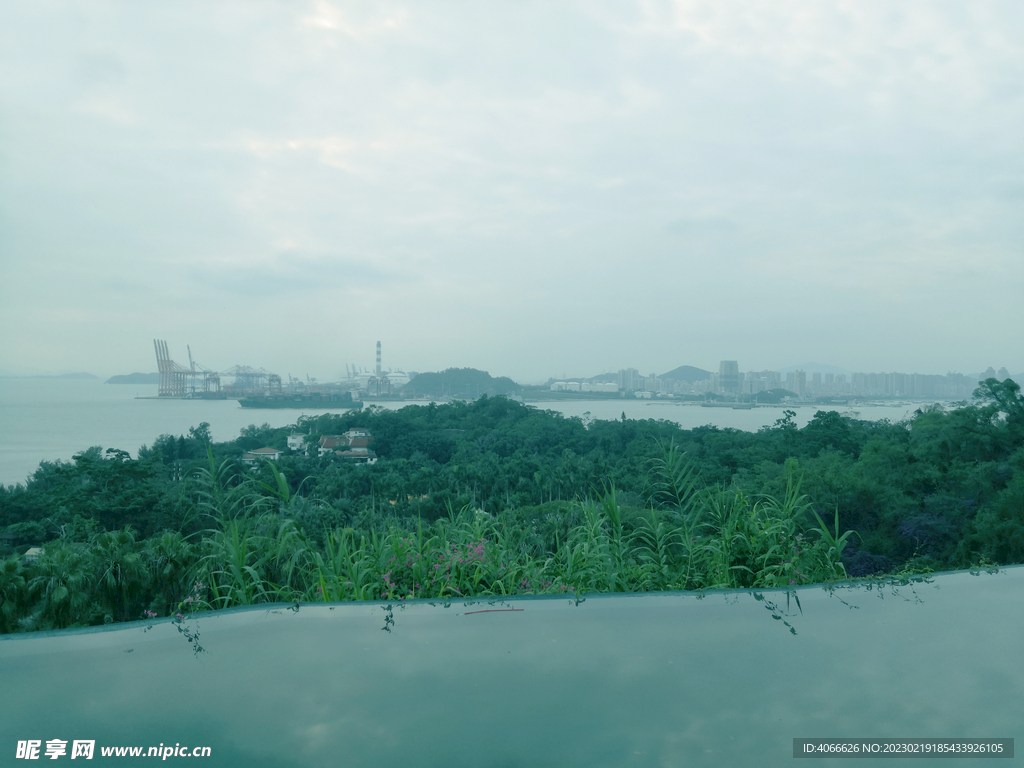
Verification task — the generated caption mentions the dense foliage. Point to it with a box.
[1,378,1021,633]
[403,367,520,397]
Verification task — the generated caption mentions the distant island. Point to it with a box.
[106,372,160,385]
[402,368,520,398]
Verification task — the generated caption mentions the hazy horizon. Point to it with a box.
[2,357,1019,387]
[2,2,1021,382]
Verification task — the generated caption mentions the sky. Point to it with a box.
[1,1,1021,383]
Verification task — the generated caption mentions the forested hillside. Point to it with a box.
[402,368,520,397]
[1,378,1021,633]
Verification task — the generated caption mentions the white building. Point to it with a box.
[242,447,284,465]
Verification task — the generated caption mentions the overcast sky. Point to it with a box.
[1,1,1021,383]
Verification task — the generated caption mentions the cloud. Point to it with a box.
[665,215,740,237]
[0,0,1020,379]
[300,2,407,36]
[196,249,398,298]
[72,96,140,126]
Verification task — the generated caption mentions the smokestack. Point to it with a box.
[376,341,382,376]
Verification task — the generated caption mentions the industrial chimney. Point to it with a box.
[376,341,382,377]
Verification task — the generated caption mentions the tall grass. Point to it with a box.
[4,446,862,631]
[180,470,857,614]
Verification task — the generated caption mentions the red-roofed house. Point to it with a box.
[318,430,376,462]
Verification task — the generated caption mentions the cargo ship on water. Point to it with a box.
[151,338,400,409]
[238,391,363,409]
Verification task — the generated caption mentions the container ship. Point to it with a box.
[238,391,362,409]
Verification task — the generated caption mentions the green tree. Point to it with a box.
[0,555,28,632]
[92,527,149,623]
[145,531,199,616]
[27,542,98,630]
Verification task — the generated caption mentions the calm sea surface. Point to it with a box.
[0,378,926,486]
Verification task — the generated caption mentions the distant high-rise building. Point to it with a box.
[744,370,780,394]
[642,373,662,393]
[719,361,740,394]
[785,370,806,395]
[743,373,767,395]
[617,368,640,391]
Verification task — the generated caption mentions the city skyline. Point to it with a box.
[5,343,1018,392]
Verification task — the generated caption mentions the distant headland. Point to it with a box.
[106,372,160,385]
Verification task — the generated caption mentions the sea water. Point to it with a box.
[0,378,925,486]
